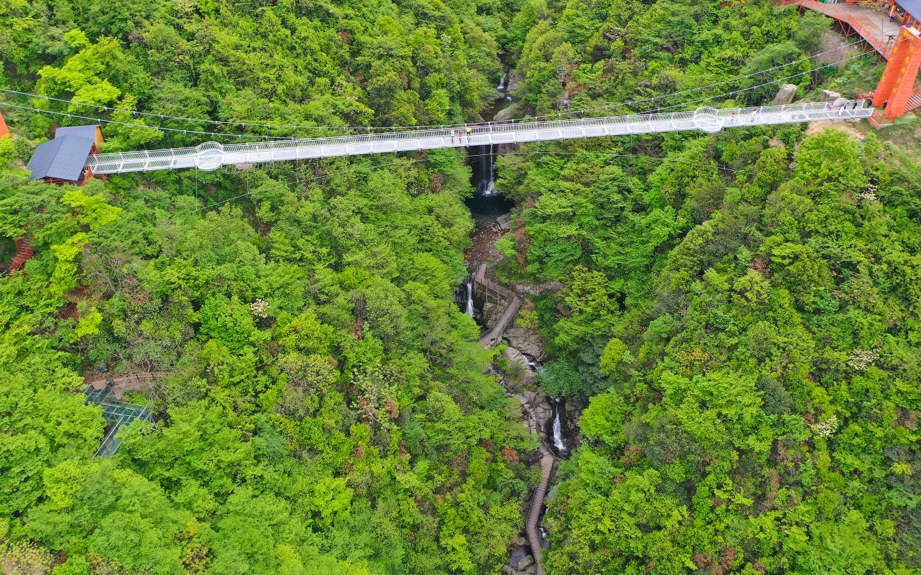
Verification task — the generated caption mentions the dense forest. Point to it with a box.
[1,0,920,574]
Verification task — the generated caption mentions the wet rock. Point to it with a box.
[520,390,537,404]
[512,280,564,296]
[771,84,797,105]
[507,70,522,93]
[504,326,545,360]
[493,101,524,122]
[508,546,529,570]
[503,346,537,382]
[533,398,553,430]
[820,90,841,102]
[518,555,535,571]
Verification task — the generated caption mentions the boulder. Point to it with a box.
[493,101,524,123]
[497,213,511,231]
[820,90,841,102]
[515,536,527,547]
[503,346,537,382]
[526,566,537,575]
[502,566,516,575]
[519,390,537,405]
[504,326,544,360]
[507,70,522,93]
[482,301,502,325]
[533,399,552,429]
[518,555,535,571]
[771,84,798,105]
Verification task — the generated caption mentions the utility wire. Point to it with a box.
[0,38,868,133]
[0,102,296,140]
[1,39,893,152]
[161,150,752,225]
[525,37,872,120]
[648,46,883,113]
[0,45,879,149]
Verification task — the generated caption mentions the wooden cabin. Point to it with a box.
[26,125,102,185]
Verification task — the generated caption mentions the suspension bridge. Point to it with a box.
[83,102,872,176]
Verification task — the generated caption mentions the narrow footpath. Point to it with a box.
[525,445,554,575]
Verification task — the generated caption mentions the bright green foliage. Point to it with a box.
[0,0,530,566]
[1,0,920,573]
[505,124,921,572]
[508,0,820,115]
[0,322,103,519]
[492,4,921,567]
[197,296,260,354]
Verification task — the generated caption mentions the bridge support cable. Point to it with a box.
[86,102,873,176]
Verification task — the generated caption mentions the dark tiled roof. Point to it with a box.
[901,0,921,22]
[26,135,94,182]
[54,125,100,141]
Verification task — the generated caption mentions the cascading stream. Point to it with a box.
[465,282,474,317]
[552,399,567,453]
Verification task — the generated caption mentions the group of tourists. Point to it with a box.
[450,126,473,144]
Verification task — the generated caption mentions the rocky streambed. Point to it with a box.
[490,299,582,575]
[456,77,581,572]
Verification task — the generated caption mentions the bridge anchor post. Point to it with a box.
[872,26,921,120]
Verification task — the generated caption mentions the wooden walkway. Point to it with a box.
[473,265,553,572]
[87,372,172,390]
[473,264,522,348]
[526,445,554,575]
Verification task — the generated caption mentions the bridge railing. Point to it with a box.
[777,0,895,58]
[87,101,873,175]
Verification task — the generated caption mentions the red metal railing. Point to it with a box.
[868,108,897,127]
[58,287,92,320]
[9,236,34,271]
[906,87,921,112]
[776,0,895,59]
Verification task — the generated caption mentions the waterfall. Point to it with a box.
[465,282,474,317]
[478,144,496,196]
[497,73,507,91]
[552,398,567,452]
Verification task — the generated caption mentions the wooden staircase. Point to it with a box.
[9,236,34,271]
[473,264,523,348]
